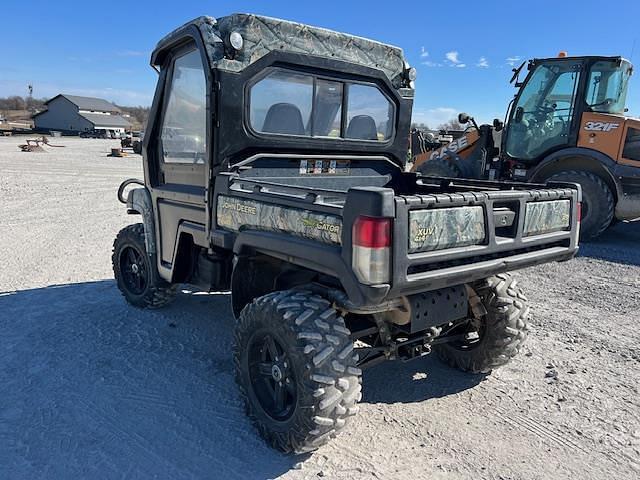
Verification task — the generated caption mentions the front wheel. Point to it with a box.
[112,223,177,308]
[433,273,530,374]
[234,290,362,453]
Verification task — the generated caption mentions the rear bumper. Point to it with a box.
[387,186,580,300]
[397,244,576,297]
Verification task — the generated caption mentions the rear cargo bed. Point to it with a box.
[212,172,580,306]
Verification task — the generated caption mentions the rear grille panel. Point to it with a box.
[389,186,580,297]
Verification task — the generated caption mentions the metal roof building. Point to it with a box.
[33,94,132,134]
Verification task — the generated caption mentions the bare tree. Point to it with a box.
[438,118,464,131]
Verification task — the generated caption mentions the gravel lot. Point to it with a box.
[1,136,639,479]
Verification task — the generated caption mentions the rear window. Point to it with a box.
[248,69,394,142]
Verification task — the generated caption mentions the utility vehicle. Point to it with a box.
[112,14,581,453]
[413,54,640,240]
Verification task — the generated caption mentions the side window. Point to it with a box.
[622,127,640,161]
[161,49,207,164]
[346,84,393,141]
[250,71,313,135]
[586,61,631,115]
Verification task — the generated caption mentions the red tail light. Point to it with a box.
[577,202,582,223]
[352,216,392,285]
[353,216,392,248]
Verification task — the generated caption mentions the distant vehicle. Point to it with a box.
[80,129,108,139]
[121,131,143,154]
[80,129,123,139]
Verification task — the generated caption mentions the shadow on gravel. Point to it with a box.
[361,356,485,404]
[578,221,640,266]
[0,280,298,480]
[0,280,486,478]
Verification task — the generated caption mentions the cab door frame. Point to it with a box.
[143,26,215,281]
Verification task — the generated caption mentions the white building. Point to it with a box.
[33,94,131,134]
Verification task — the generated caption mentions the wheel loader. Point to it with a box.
[413,54,640,240]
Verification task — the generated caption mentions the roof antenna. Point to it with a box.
[630,38,637,62]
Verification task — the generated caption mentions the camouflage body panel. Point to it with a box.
[409,206,485,253]
[155,14,407,88]
[523,200,571,236]
[217,195,342,245]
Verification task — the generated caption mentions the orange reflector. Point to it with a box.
[558,51,568,58]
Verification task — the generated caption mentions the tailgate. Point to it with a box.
[388,186,580,297]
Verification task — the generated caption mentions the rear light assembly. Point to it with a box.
[352,216,392,285]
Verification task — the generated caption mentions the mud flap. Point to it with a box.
[126,187,156,256]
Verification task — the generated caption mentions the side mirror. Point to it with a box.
[514,106,524,124]
[458,112,471,124]
[493,118,504,132]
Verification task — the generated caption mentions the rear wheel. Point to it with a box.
[112,223,177,308]
[433,274,529,374]
[417,158,460,178]
[546,170,614,241]
[234,290,362,453]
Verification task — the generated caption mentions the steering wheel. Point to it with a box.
[588,98,615,110]
[535,102,556,116]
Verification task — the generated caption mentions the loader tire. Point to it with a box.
[433,273,530,374]
[234,290,362,453]
[547,170,614,241]
[112,223,177,308]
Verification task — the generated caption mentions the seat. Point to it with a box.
[346,115,378,140]
[261,103,305,135]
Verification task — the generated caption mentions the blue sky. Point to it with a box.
[2,0,640,126]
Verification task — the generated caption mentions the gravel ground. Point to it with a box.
[1,136,639,479]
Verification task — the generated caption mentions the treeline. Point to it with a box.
[411,118,464,131]
[117,105,150,126]
[0,96,46,111]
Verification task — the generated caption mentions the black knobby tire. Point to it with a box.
[112,223,177,308]
[234,290,362,453]
[433,274,530,374]
[547,170,614,241]
[417,158,460,178]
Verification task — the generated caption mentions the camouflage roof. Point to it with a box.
[155,14,410,87]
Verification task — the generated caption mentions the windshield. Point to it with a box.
[585,60,632,115]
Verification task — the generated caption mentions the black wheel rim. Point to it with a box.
[247,332,297,421]
[119,246,148,295]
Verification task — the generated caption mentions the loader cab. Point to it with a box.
[503,56,632,163]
